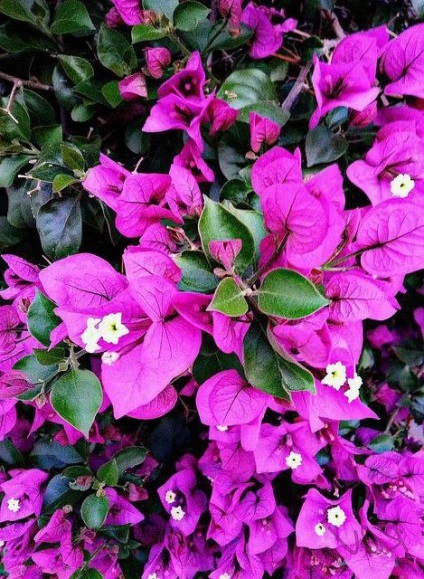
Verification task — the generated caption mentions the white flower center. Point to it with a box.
[314,522,326,536]
[285,451,302,470]
[170,506,185,521]
[219,574,232,579]
[390,174,415,198]
[321,361,347,390]
[81,317,102,353]
[101,351,120,365]
[327,505,347,527]
[147,574,159,579]
[7,498,21,513]
[165,490,177,504]
[98,313,129,345]
[216,425,228,432]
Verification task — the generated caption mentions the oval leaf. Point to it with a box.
[199,197,254,273]
[257,268,329,319]
[173,1,210,31]
[208,277,248,317]
[81,494,109,530]
[50,369,103,437]
[27,290,61,347]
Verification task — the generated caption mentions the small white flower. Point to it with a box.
[170,506,186,521]
[390,174,415,198]
[219,574,232,579]
[216,425,228,432]
[348,373,363,390]
[321,361,347,390]
[81,317,102,353]
[165,490,177,504]
[99,313,129,345]
[0,540,5,547]
[101,351,120,365]
[344,372,363,403]
[147,574,158,579]
[314,522,326,536]
[327,505,347,527]
[7,498,21,513]
[285,451,303,470]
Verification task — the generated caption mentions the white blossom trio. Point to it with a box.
[81,313,129,353]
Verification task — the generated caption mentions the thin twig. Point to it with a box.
[272,52,300,64]
[0,71,52,91]
[281,62,312,112]
[322,9,346,39]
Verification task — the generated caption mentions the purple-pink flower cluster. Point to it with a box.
[2,8,424,579]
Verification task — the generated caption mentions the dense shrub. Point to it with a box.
[1,1,424,577]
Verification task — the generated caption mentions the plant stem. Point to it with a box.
[322,9,346,39]
[281,62,312,112]
[0,71,52,91]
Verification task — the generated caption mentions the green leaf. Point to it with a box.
[243,322,289,399]
[24,90,56,125]
[81,494,109,530]
[369,434,395,453]
[175,250,218,293]
[205,22,253,53]
[131,24,166,43]
[50,0,95,34]
[223,203,266,263]
[257,268,329,319]
[0,0,50,29]
[0,98,31,142]
[113,446,147,474]
[97,458,119,486]
[71,103,95,122]
[14,354,57,387]
[34,346,66,366]
[217,123,250,180]
[208,277,248,317]
[173,1,210,31]
[193,335,244,384]
[102,80,123,108]
[98,24,137,77]
[305,126,348,167]
[27,290,61,347]
[36,196,82,260]
[6,183,35,228]
[198,197,254,273]
[0,439,25,467]
[217,69,277,111]
[52,173,78,193]
[60,143,85,171]
[0,156,30,188]
[0,22,54,53]
[42,474,82,513]
[237,102,290,126]
[220,179,251,205]
[0,217,25,249]
[411,0,424,17]
[30,439,83,470]
[243,323,315,398]
[144,0,178,18]
[58,55,94,84]
[78,570,103,579]
[50,369,103,437]
[267,328,316,393]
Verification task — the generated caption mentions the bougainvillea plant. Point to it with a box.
[1,0,424,577]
